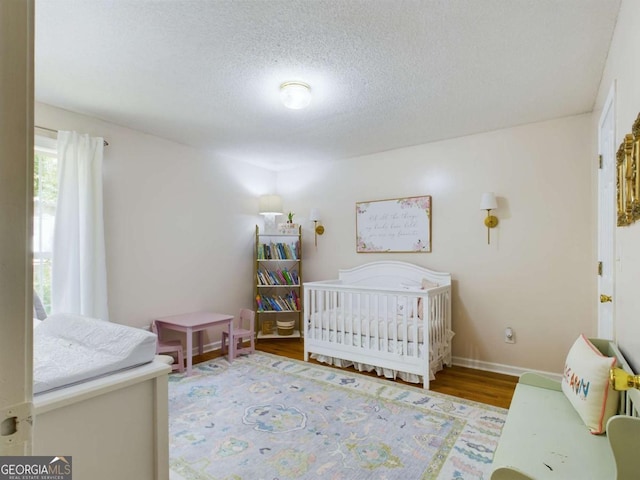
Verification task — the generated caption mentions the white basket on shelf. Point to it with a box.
[276,320,295,336]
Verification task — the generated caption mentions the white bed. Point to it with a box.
[33,313,157,394]
[32,313,171,480]
[303,261,453,389]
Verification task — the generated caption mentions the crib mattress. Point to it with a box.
[308,310,426,342]
[34,313,157,395]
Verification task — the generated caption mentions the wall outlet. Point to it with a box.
[504,327,515,344]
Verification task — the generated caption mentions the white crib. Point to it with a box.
[303,261,452,389]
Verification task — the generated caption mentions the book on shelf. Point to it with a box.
[257,242,300,260]
[256,270,268,285]
[289,290,301,310]
[268,296,281,311]
[257,267,299,286]
[282,269,294,285]
[256,293,300,312]
[274,296,286,310]
[256,294,265,311]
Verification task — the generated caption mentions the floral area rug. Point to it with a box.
[168,352,506,480]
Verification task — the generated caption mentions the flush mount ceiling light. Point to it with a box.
[280,81,311,110]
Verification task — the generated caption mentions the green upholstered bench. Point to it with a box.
[490,340,640,480]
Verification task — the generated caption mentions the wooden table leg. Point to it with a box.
[198,330,204,355]
[186,327,193,376]
[228,319,234,361]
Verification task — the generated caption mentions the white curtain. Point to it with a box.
[52,131,109,321]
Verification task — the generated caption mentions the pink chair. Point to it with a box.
[151,320,185,373]
[221,308,255,361]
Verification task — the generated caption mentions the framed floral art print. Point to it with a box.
[356,195,431,253]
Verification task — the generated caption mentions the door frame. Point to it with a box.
[597,81,616,340]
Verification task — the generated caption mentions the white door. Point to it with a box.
[597,84,616,340]
[0,0,34,455]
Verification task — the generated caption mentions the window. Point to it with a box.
[33,136,58,314]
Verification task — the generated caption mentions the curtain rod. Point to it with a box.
[34,125,109,147]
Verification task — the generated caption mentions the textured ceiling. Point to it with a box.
[35,0,620,171]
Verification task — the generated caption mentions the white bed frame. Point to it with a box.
[303,261,452,389]
[33,357,171,480]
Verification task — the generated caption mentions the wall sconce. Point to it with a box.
[610,367,640,391]
[480,192,499,244]
[309,208,325,247]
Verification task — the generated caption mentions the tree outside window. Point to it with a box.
[33,148,58,313]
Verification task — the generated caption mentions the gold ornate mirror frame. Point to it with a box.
[616,113,640,226]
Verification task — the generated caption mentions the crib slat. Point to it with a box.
[382,293,388,352]
[432,293,439,360]
[329,289,335,342]
[303,287,310,361]
[401,294,409,363]
[422,292,430,374]
[365,292,371,352]
[373,293,379,352]
[337,291,342,344]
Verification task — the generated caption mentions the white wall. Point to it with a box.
[278,114,596,374]
[34,56,615,376]
[593,0,640,371]
[33,110,598,374]
[35,102,275,346]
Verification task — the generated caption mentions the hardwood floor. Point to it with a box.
[192,338,518,409]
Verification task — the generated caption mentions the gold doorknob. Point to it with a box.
[600,294,613,303]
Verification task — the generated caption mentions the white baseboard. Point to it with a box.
[191,341,220,357]
[452,356,562,383]
[191,345,564,383]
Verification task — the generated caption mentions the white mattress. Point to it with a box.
[34,313,157,395]
[309,310,426,342]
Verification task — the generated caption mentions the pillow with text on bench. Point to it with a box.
[561,334,619,434]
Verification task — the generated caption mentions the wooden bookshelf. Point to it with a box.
[254,225,302,340]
